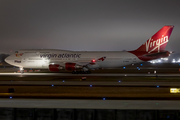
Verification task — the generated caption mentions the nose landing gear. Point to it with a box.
[71,67,91,74]
[20,67,24,74]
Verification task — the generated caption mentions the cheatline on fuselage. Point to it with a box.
[5,26,174,74]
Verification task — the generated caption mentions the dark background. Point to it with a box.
[0,0,180,55]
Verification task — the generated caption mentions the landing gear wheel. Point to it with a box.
[83,71,91,74]
[20,67,24,74]
[72,71,79,74]
[72,70,91,74]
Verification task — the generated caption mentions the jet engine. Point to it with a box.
[49,64,61,72]
[65,63,82,71]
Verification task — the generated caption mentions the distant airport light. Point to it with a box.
[10,97,12,99]
[172,59,176,63]
[138,68,140,70]
[63,80,65,82]
[161,58,168,61]
[177,59,180,63]
[137,67,139,69]
[150,58,166,64]
[123,67,126,69]
[119,80,121,82]
[157,86,159,88]
[140,64,143,66]
[51,84,54,87]
[167,116,169,118]
[90,85,92,87]
[103,98,106,100]
[158,60,161,63]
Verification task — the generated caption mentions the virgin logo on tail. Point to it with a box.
[145,35,168,53]
[134,26,174,53]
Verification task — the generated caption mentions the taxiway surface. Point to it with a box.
[0,73,180,76]
[0,80,180,86]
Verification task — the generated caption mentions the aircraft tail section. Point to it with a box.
[135,26,174,53]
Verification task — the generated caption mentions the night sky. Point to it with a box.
[1,0,180,54]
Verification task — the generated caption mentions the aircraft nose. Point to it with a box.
[5,56,11,64]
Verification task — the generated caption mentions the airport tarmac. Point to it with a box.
[1,80,180,87]
[0,98,180,109]
[0,73,180,76]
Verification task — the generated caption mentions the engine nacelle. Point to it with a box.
[49,64,60,72]
[65,63,82,71]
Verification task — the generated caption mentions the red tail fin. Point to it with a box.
[135,26,174,53]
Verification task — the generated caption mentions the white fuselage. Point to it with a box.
[5,49,142,69]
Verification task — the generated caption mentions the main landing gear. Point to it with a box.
[72,70,91,74]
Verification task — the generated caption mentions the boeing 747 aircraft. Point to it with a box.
[5,26,174,74]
